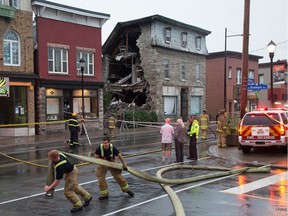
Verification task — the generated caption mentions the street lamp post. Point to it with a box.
[79,58,86,135]
[267,40,276,108]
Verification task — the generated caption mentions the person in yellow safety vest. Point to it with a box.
[67,112,80,147]
[44,150,92,213]
[217,109,229,148]
[187,114,199,160]
[200,109,210,140]
[108,115,117,137]
[94,136,134,200]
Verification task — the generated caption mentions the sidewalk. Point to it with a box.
[0,126,159,148]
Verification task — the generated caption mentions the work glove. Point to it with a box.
[123,164,128,171]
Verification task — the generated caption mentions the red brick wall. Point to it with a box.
[36,17,102,81]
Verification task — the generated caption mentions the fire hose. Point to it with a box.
[63,152,270,216]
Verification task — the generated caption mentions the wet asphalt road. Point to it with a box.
[0,130,287,216]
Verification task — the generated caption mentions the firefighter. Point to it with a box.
[44,150,92,213]
[94,136,134,200]
[67,113,80,146]
[217,109,229,148]
[200,109,210,140]
[187,114,199,160]
[108,115,117,137]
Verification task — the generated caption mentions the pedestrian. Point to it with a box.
[200,109,210,140]
[108,115,117,137]
[67,112,80,147]
[44,150,92,213]
[173,118,187,163]
[160,118,174,164]
[217,109,229,148]
[94,136,134,200]
[187,114,199,160]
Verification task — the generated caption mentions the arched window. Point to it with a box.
[3,30,20,66]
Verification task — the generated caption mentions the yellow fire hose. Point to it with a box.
[0,150,272,215]
[63,152,270,216]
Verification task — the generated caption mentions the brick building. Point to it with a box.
[258,60,287,109]
[206,51,262,120]
[102,15,210,122]
[32,0,109,134]
[0,0,35,136]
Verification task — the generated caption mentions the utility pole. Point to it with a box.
[240,0,250,119]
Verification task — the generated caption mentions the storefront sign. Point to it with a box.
[0,77,9,97]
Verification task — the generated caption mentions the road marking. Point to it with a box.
[102,174,238,216]
[221,171,288,195]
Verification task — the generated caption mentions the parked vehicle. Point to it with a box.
[238,108,288,153]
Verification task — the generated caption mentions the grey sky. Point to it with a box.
[51,0,287,63]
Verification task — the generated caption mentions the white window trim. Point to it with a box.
[163,96,177,115]
[76,51,95,76]
[48,47,68,74]
[228,67,232,79]
[236,68,242,84]
[3,30,21,66]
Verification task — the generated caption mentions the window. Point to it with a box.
[164,96,177,115]
[196,36,201,50]
[72,90,98,118]
[258,74,264,84]
[190,96,201,115]
[46,89,63,121]
[236,68,242,84]
[228,67,232,79]
[180,64,186,80]
[3,30,20,66]
[195,64,200,81]
[181,32,187,47]
[0,0,3,5]
[165,27,171,44]
[76,51,94,75]
[164,59,170,79]
[48,47,68,74]
[248,69,255,84]
[11,0,19,8]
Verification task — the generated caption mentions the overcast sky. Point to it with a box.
[51,0,287,63]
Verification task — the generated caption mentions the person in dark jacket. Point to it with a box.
[67,112,80,147]
[44,150,92,213]
[173,118,187,163]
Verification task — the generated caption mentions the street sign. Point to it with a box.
[246,84,268,91]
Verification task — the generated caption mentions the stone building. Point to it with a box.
[102,15,210,122]
[0,0,35,136]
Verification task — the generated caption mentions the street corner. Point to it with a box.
[208,145,243,162]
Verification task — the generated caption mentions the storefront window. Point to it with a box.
[46,89,63,121]
[72,90,98,118]
[0,86,27,125]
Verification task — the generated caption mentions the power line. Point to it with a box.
[250,40,288,53]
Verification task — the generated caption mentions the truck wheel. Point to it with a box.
[242,146,252,154]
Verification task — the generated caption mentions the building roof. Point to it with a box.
[103,14,211,54]
[31,0,110,20]
[206,51,263,60]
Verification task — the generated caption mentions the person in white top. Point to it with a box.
[160,118,174,164]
